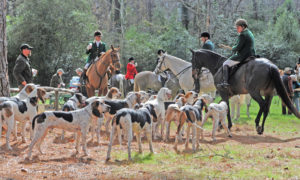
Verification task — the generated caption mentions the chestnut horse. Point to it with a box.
[86,46,120,97]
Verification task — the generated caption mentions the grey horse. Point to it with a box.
[191,49,300,135]
[134,71,180,98]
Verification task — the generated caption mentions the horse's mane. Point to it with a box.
[165,53,190,63]
[196,49,227,61]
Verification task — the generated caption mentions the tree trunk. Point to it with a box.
[0,0,10,97]
[146,0,153,23]
[181,0,189,30]
[114,0,121,44]
[252,0,258,20]
[205,0,211,32]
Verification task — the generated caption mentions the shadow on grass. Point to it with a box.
[200,133,300,145]
[20,154,95,164]
[106,153,154,166]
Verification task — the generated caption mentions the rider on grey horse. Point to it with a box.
[218,19,256,88]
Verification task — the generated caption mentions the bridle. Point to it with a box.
[93,50,121,89]
[155,55,168,74]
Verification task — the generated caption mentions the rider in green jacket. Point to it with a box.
[218,19,256,88]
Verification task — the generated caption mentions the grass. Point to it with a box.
[106,96,300,179]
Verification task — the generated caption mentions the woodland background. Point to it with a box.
[5,0,300,86]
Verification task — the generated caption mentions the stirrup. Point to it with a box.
[217,82,230,88]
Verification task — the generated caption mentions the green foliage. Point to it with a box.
[7,0,97,86]
[121,17,198,73]
[256,0,300,68]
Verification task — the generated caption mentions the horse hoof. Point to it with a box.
[256,126,263,135]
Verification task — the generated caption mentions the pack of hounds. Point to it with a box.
[0,84,232,161]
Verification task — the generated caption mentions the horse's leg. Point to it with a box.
[219,91,232,130]
[260,95,273,135]
[249,91,265,134]
[86,85,95,98]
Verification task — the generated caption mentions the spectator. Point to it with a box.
[291,75,300,111]
[281,67,293,115]
[13,44,34,90]
[50,68,65,88]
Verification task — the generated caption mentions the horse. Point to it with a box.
[190,49,300,135]
[86,46,121,97]
[109,72,131,97]
[133,71,181,98]
[154,52,216,97]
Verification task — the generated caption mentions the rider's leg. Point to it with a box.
[82,63,90,80]
[217,59,239,88]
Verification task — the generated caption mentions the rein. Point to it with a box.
[156,55,192,81]
[88,51,120,89]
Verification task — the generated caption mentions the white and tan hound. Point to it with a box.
[201,101,232,141]
[145,87,172,139]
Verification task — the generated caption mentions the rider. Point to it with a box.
[82,30,107,80]
[125,57,138,85]
[218,19,256,88]
[200,32,214,51]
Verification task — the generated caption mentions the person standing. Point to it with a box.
[281,67,293,115]
[82,30,107,80]
[75,68,87,97]
[50,69,65,88]
[125,57,138,84]
[13,44,34,90]
[200,32,214,51]
[291,75,300,112]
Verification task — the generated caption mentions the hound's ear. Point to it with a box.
[111,45,114,51]
[92,101,102,117]
[201,99,208,113]
[190,48,195,54]
[25,85,34,94]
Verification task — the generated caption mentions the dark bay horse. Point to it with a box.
[86,46,121,97]
[191,49,300,135]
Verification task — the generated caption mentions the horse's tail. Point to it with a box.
[270,65,300,118]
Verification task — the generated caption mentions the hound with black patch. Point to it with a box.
[27,99,110,159]
[0,90,39,150]
[174,98,207,152]
[103,92,141,134]
[145,87,172,140]
[60,93,87,140]
[106,104,156,161]
[0,84,47,104]
[201,101,232,142]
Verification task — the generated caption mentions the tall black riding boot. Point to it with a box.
[217,65,230,88]
[82,69,88,81]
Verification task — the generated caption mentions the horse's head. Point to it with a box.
[154,51,168,74]
[109,45,121,70]
[190,49,203,78]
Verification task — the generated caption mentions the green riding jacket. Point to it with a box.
[230,28,256,62]
[86,41,106,63]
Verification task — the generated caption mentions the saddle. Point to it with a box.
[229,55,260,77]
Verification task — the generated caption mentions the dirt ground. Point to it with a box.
[0,123,299,180]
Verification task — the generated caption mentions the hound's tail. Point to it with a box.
[184,110,205,130]
[270,65,300,118]
[32,113,46,130]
